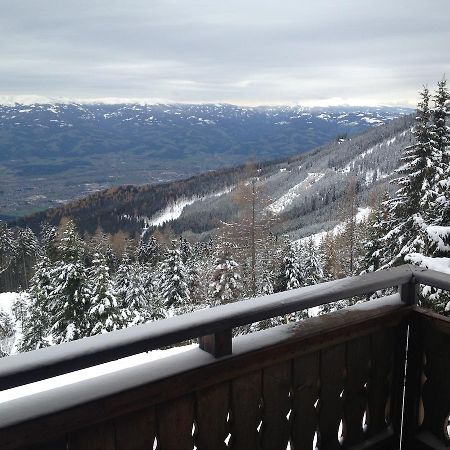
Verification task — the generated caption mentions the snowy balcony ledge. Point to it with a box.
[0,265,448,450]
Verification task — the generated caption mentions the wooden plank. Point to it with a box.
[195,382,230,450]
[0,302,410,450]
[420,315,450,444]
[199,330,232,357]
[399,281,419,305]
[291,352,320,450]
[231,371,262,450]
[413,266,450,292]
[344,336,371,447]
[114,406,157,450]
[390,320,409,447]
[261,361,291,450]
[366,329,395,438]
[0,265,414,392]
[20,438,68,450]
[67,420,115,450]
[319,344,346,450]
[156,394,195,450]
[401,315,424,448]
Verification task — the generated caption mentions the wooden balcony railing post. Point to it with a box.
[199,330,232,357]
[399,278,419,305]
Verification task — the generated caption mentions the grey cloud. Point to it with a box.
[0,0,449,104]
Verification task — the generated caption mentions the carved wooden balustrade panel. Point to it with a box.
[7,303,407,450]
[403,309,450,450]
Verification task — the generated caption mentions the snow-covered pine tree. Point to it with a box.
[114,252,133,310]
[191,239,215,307]
[380,86,435,267]
[429,79,450,228]
[159,240,191,314]
[20,256,53,351]
[123,262,160,325]
[302,237,324,286]
[137,235,161,266]
[0,222,16,276]
[368,81,450,314]
[48,220,90,343]
[0,310,15,357]
[275,241,303,292]
[88,252,125,334]
[40,222,58,262]
[209,243,241,305]
[363,191,392,273]
[14,227,39,290]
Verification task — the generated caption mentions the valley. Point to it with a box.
[0,102,411,218]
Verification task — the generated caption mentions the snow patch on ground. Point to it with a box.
[269,172,325,214]
[294,207,371,247]
[146,186,233,227]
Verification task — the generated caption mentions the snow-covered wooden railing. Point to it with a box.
[0,264,448,450]
[0,264,422,391]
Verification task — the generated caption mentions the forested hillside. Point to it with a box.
[0,103,410,218]
[0,80,448,358]
[16,113,414,239]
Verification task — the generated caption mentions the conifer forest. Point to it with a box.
[0,79,449,358]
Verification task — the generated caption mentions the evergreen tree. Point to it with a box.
[48,220,90,343]
[88,253,124,334]
[366,81,450,314]
[380,87,435,266]
[20,256,53,351]
[0,310,15,358]
[209,244,241,305]
[40,222,58,262]
[0,222,16,276]
[159,240,191,314]
[275,242,303,292]
[137,235,161,266]
[363,191,392,273]
[302,237,324,285]
[14,227,39,290]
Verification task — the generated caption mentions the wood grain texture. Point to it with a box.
[261,361,291,450]
[231,371,262,450]
[156,394,195,450]
[20,438,68,450]
[319,344,346,450]
[367,329,394,437]
[114,406,157,450]
[344,336,371,446]
[420,315,450,443]
[195,382,230,450]
[67,420,115,450]
[291,352,320,450]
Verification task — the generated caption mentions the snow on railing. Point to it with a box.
[0,264,447,393]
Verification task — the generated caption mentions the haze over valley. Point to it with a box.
[0,102,410,219]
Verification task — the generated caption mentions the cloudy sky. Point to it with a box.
[1,0,449,106]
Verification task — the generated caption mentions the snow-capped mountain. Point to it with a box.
[0,102,411,218]
[17,113,414,241]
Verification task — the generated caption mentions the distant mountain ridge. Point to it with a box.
[0,102,411,218]
[16,113,414,240]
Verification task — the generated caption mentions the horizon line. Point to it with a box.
[0,95,416,109]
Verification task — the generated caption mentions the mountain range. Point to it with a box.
[16,112,414,241]
[0,102,411,218]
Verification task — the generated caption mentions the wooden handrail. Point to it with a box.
[0,264,430,392]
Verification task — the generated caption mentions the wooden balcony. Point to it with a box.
[0,265,448,450]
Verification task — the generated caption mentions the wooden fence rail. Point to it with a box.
[0,264,448,449]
